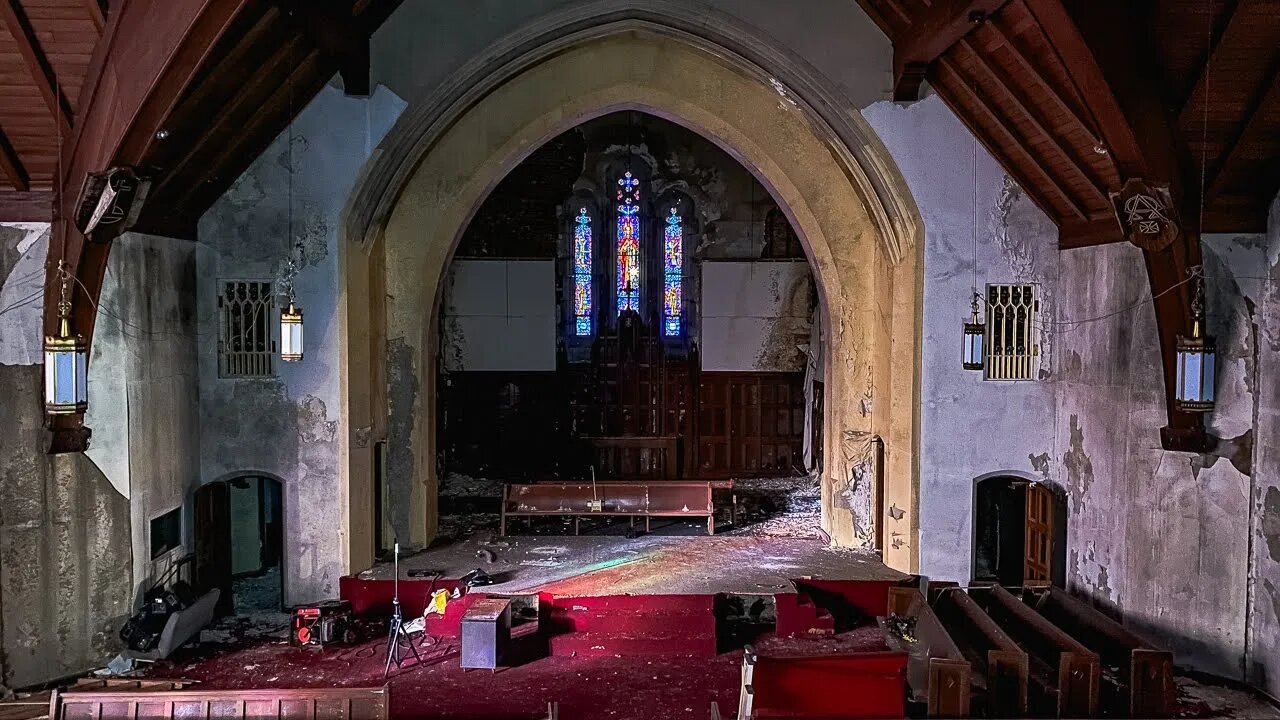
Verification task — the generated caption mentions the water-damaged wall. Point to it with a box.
[196,83,405,605]
[863,96,1060,583]
[0,224,131,689]
[1247,195,1280,698]
[85,232,200,599]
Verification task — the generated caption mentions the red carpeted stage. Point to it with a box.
[146,536,916,719]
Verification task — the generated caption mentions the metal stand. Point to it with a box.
[383,542,422,677]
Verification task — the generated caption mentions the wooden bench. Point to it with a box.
[1023,584,1174,717]
[886,587,972,717]
[970,585,1100,717]
[50,686,389,720]
[931,586,1029,717]
[502,480,721,535]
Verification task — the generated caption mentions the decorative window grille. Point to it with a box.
[616,171,641,314]
[573,208,594,336]
[662,207,683,336]
[985,283,1038,381]
[218,280,276,377]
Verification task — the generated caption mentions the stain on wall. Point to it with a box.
[0,224,131,689]
[197,84,407,602]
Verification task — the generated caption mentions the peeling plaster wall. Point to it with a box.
[863,97,1060,582]
[0,224,131,689]
[701,261,813,372]
[440,260,556,372]
[197,84,405,603]
[1054,237,1256,678]
[1247,194,1280,697]
[86,233,201,599]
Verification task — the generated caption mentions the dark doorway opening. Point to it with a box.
[972,476,1067,587]
[195,476,284,614]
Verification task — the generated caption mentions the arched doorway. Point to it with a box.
[194,475,284,614]
[972,473,1067,587]
[340,26,923,572]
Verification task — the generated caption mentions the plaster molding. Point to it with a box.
[344,2,920,264]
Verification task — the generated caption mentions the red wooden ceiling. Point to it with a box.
[0,0,100,214]
[859,0,1280,239]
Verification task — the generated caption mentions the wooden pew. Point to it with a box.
[886,587,972,717]
[971,586,1100,718]
[1023,584,1174,717]
[50,686,389,720]
[931,586,1028,717]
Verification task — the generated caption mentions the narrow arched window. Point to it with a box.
[662,207,683,336]
[616,171,641,314]
[573,207,593,336]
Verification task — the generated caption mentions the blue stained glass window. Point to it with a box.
[662,207,682,336]
[616,172,641,314]
[573,208,593,336]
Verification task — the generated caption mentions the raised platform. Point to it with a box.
[346,534,904,601]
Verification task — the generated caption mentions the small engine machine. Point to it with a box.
[291,599,355,648]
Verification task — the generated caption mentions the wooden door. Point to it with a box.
[1023,482,1053,583]
[194,482,233,615]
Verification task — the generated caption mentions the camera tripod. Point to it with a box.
[383,542,422,677]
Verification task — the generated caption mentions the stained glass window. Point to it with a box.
[573,208,593,336]
[616,171,641,314]
[662,207,683,336]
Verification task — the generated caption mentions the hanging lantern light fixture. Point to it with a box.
[962,292,985,371]
[281,300,304,362]
[961,121,985,372]
[279,67,303,364]
[1175,270,1215,412]
[44,262,88,414]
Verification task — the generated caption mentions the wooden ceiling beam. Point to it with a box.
[1059,218,1123,250]
[0,0,75,136]
[169,45,325,219]
[1177,0,1243,128]
[147,31,309,218]
[939,55,1090,221]
[0,189,49,220]
[1204,66,1280,202]
[0,125,29,191]
[957,37,1109,206]
[84,0,105,33]
[985,16,1108,162]
[885,0,1015,100]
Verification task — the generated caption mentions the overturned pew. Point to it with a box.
[971,585,1100,718]
[1023,584,1174,717]
[931,586,1028,717]
[886,587,971,717]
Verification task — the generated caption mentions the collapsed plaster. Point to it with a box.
[0,224,132,689]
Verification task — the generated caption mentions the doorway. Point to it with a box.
[972,475,1066,586]
[195,475,284,614]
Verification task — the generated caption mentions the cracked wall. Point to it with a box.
[197,83,405,602]
[1054,235,1258,678]
[863,96,1060,583]
[1245,195,1280,697]
[0,224,131,689]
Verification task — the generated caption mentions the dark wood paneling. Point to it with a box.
[697,372,805,479]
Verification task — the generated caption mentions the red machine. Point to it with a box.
[291,599,356,648]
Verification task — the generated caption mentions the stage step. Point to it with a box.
[542,593,718,658]
[549,632,717,657]
[774,591,837,637]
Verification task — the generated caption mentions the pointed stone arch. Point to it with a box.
[338,23,924,573]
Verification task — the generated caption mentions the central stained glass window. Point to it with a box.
[573,208,593,336]
[616,171,641,314]
[663,207,683,336]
